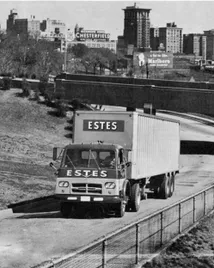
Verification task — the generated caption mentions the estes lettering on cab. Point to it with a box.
[67,169,108,178]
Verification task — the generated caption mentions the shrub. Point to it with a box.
[22,78,31,97]
[0,79,4,89]
[2,77,12,90]
[31,74,36,79]
[38,80,48,96]
[55,99,67,117]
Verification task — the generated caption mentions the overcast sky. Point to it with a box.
[0,1,213,39]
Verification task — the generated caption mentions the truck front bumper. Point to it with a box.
[55,194,122,204]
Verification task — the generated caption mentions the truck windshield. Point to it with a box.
[63,148,116,169]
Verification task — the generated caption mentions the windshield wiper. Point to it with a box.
[66,154,76,169]
[88,150,101,170]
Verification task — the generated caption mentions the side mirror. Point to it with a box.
[50,162,57,170]
[126,162,132,167]
[53,147,58,161]
[49,162,59,175]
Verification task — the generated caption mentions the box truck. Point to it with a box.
[51,110,180,217]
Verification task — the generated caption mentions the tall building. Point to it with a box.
[150,27,159,51]
[183,33,206,60]
[202,36,207,61]
[123,3,151,49]
[6,9,18,34]
[203,30,214,60]
[15,16,40,35]
[159,22,183,53]
[6,10,40,36]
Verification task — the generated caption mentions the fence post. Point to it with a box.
[193,196,196,223]
[102,239,107,268]
[204,191,206,216]
[179,203,182,234]
[213,187,214,209]
[135,223,140,264]
[160,211,163,247]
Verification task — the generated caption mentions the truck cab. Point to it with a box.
[54,143,129,217]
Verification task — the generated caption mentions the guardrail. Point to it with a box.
[36,184,214,268]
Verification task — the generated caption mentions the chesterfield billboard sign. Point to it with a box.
[75,30,110,41]
[134,52,173,69]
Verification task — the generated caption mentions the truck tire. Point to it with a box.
[130,183,141,212]
[115,201,126,217]
[160,175,170,199]
[60,202,71,218]
[169,175,175,197]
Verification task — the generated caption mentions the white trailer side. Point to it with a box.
[131,112,180,179]
[73,110,180,180]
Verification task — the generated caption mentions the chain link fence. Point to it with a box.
[36,185,214,268]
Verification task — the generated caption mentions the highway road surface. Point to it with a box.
[1,112,214,268]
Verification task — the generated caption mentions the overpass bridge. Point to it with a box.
[54,74,214,116]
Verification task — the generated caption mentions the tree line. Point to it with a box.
[0,32,128,80]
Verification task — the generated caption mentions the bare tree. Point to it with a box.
[0,48,15,74]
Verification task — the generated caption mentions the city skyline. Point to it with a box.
[0,1,214,40]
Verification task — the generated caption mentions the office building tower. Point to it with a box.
[123,3,151,49]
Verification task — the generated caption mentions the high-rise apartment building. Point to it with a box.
[123,3,151,49]
[183,33,206,60]
[158,23,183,53]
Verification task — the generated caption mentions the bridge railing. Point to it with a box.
[36,185,214,268]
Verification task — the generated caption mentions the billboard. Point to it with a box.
[134,51,173,69]
[75,29,110,41]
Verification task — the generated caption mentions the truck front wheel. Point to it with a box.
[115,201,126,217]
[130,183,141,212]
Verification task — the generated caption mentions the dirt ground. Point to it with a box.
[0,88,70,209]
[143,213,214,268]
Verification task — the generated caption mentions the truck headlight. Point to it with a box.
[105,182,116,189]
[58,181,69,187]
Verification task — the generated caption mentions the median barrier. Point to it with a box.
[8,195,60,213]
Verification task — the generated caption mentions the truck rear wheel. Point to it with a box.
[60,202,71,218]
[154,187,161,198]
[169,175,175,197]
[130,183,141,212]
[160,174,170,199]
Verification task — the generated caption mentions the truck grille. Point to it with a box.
[71,183,102,194]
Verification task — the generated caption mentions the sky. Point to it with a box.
[0,1,214,40]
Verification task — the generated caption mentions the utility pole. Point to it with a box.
[63,33,67,72]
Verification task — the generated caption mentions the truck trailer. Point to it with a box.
[51,110,180,217]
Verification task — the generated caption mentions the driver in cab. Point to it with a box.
[101,151,116,168]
